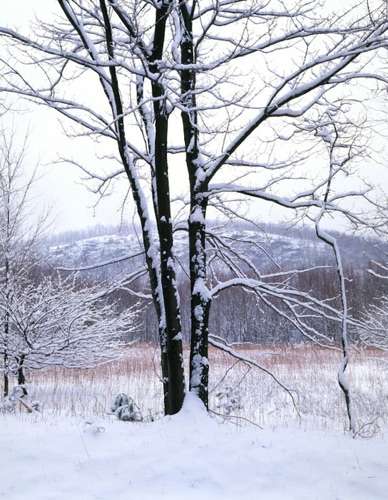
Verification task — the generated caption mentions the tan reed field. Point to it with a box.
[21,344,388,434]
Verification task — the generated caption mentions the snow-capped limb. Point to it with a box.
[367,260,388,280]
[55,250,146,273]
[201,13,387,181]
[208,334,299,412]
[210,275,343,344]
[83,268,152,302]
[206,97,375,230]
[367,268,388,279]
[359,295,388,351]
[204,225,349,350]
[207,183,372,219]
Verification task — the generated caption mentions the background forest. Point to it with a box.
[46,221,388,346]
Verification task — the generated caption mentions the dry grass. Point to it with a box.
[10,344,388,433]
[208,345,388,433]
[27,344,163,419]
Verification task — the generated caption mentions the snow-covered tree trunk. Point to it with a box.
[1,172,11,396]
[316,224,355,433]
[313,112,357,433]
[188,199,210,404]
[67,0,186,414]
[16,354,27,395]
[149,0,185,414]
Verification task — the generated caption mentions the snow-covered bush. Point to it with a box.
[116,404,142,422]
[0,386,24,413]
[29,400,42,413]
[0,386,41,414]
[110,393,142,422]
[110,393,130,413]
[215,386,242,415]
[0,396,17,413]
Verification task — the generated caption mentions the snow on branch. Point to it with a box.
[208,334,299,412]
[55,250,145,272]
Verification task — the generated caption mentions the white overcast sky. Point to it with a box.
[1,1,131,235]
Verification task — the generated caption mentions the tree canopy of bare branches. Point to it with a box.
[0,125,138,397]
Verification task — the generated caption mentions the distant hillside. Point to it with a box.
[48,234,141,268]
[46,222,379,273]
[44,222,387,344]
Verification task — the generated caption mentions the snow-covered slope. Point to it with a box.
[46,224,373,273]
[48,234,141,268]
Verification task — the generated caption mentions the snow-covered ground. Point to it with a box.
[1,393,387,500]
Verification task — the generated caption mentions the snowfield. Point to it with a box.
[1,393,387,500]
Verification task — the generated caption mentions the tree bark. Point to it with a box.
[16,354,27,395]
[149,1,185,414]
[3,357,9,397]
[188,201,210,407]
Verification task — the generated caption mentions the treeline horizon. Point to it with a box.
[43,221,388,346]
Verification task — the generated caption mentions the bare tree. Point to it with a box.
[0,125,139,396]
[359,251,388,350]
[0,1,387,418]
[307,101,372,433]
[0,125,139,398]
[361,301,388,351]
[0,125,49,396]
[0,272,138,394]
